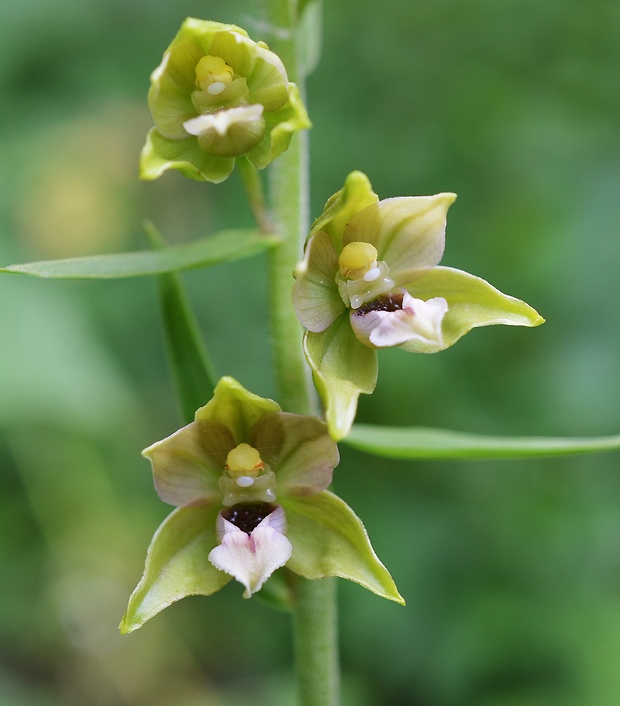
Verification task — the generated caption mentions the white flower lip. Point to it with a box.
[351,291,448,350]
[208,506,292,598]
[183,104,265,137]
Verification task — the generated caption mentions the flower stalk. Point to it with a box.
[260,1,340,703]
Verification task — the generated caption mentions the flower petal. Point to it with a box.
[208,507,292,597]
[343,193,456,283]
[282,491,404,604]
[246,83,312,169]
[304,318,378,441]
[350,292,448,351]
[309,171,379,251]
[251,412,339,495]
[195,376,281,444]
[119,504,229,634]
[404,265,545,351]
[140,128,235,183]
[143,419,234,507]
[209,30,289,111]
[183,105,266,157]
[293,230,344,332]
[149,42,203,139]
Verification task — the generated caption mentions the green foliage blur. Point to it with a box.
[1,0,619,704]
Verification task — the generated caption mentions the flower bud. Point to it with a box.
[140,19,311,183]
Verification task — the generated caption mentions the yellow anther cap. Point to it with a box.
[225,443,264,478]
[338,242,378,279]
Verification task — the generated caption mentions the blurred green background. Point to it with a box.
[1,0,619,704]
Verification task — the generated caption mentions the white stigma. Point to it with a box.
[236,476,255,488]
[207,81,226,95]
[363,267,380,282]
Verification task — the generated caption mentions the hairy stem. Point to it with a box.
[238,157,273,235]
[258,1,340,704]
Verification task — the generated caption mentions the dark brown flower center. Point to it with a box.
[355,292,404,316]
[222,502,276,535]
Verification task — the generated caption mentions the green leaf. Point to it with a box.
[282,491,404,604]
[345,425,620,460]
[158,271,217,424]
[119,504,229,634]
[1,229,279,279]
[298,0,323,78]
[304,318,378,441]
[144,223,217,424]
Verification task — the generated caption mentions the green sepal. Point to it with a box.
[345,193,456,281]
[144,222,217,425]
[309,170,378,249]
[119,504,229,634]
[195,376,281,444]
[0,228,279,279]
[208,29,288,111]
[345,425,620,460]
[293,229,344,333]
[405,265,544,351]
[304,317,377,441]
[282,491,404,605]
[247,83,311,169]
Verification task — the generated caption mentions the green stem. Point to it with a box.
[293,576,339,706]
[257,2,340,704]
[238,157,273,235]
[262,3,313,417]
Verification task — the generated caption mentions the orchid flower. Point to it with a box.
[293,171,544,440]
[140,18,310,183]
[120,377,402,633]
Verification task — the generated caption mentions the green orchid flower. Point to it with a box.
[140,18,311,183]
[292,171,545,441]
[120,377,402,634]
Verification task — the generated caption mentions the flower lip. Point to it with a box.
[354,292,404,316]
[350,290,448,350]
[221,501,276,535]
[209,505,292,597]
[183,104,265,137]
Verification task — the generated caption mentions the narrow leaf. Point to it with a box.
[145,223,217,423]
[1,229,279,279]
[298,0,323,78]
[345,425,620,460]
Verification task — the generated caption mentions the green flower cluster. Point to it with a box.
[124,19,545,631]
